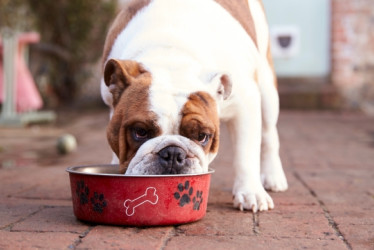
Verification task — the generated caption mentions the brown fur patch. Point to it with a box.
[215,0,257,48]
[102,0,151,69]
[106,60,161,173]
[179,92,220,155]
[257,0,278,89]
[104,59,149,106]
[267,44,278,89]
[217,0,277,88]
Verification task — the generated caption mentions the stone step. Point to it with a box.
[278,78,343,110]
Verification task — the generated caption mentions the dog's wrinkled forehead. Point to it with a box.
[148,68,197,135]
[149,68,221,156]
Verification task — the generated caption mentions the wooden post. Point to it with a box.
[0,29,56,126]
[0,29,19,125]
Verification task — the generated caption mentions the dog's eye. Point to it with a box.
[197,133,211,146]
[132,127,149,141]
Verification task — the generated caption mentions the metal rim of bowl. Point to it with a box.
[66,164,215,177]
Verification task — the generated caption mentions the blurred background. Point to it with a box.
[264,0,374,114]
[0,0,117,113]
[0,0,374,117]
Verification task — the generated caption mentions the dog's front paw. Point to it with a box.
[233,182,274,213]
[261,170,288,192]
[261,157,288,192]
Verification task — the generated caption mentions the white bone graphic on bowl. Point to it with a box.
[124,187,159,216]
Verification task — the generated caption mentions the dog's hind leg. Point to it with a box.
[257,59,288,192]
[247,0,288,192]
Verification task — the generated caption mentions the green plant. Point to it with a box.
[27,0,117,103]
[0,0,34,32]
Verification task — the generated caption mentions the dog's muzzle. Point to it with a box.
[125,135,208,175]
[158,146,190,174]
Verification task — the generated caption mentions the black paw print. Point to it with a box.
[193,190,203,210]
[174,181,193,207]
[76,180,89,205]
[91,192,107,213]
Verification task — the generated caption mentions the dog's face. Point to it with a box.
[104,59,231,175]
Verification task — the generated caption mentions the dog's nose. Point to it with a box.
[158,146,187,174]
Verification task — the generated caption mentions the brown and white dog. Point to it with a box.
[101,0,288,212]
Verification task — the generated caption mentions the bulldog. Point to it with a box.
[101,0,288,212]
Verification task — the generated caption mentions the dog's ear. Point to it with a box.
[104,59,146,106]
[210,73,232,101]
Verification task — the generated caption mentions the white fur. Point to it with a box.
[101,0,288,212]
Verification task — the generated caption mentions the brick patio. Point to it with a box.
[0,109,373,249]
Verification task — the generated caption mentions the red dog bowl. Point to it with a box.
[67,165,213,226]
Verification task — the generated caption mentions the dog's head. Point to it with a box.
[104,59,231,175]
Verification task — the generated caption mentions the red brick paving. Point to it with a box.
[0,109,373,249]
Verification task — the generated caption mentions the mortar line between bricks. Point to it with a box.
[1,205,45,231]
[7,184,39,198]
[67,225,96,249]
[293,171,353,250]
[252,212,260,235]
[159,226,177,250]
[9,196,72,201]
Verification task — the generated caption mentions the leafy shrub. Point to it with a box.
[28,0,117,103]
[1,0,117,104]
